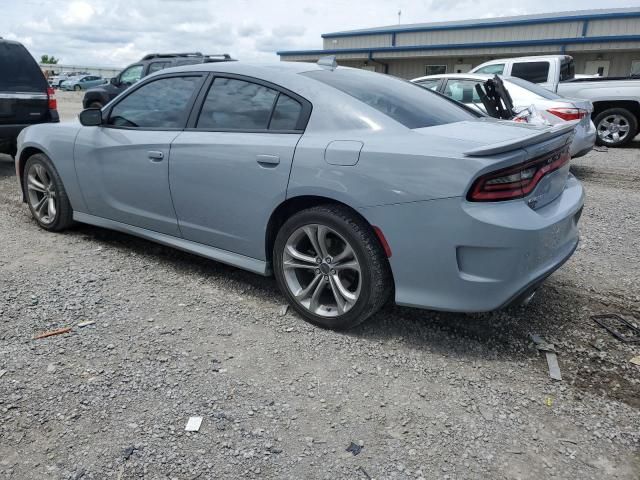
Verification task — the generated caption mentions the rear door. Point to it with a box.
[75,73,205,235]
[0,41,49,126]
[169,74,311,260]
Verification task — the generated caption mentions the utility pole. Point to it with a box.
[398,9,402,24]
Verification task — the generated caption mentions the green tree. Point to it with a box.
[40,54,59,64]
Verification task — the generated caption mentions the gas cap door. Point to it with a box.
[324,140,364,166]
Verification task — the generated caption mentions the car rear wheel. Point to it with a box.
[594,108,638,147]
[23,154,73,232]
[88,101,103,109]
[273,205,392,330]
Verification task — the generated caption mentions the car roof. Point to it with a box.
[412,73,494,82]
[166,61,324,76]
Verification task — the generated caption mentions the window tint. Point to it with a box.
[415,79,440,91]
[303,69,477,129]
[269,94,302,130]
[510,62,550,84]
[560,58,575,81]
[0,42,47,92]
[108,76,200,128]
[148,62,170,74]
[474,64,505,75]
[120,65,144,85]
[197,78,278,130]
[443,79,482,104]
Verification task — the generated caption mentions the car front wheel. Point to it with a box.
[273,205,392,330]
[23,154,74,232]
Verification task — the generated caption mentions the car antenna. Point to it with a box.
[317,55,337,70]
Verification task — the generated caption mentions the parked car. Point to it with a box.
[82,52,235,109]
[48,72,89,88]
[471,55,640,146]
[412,73,596,158]
[0,38,58,157]
[15,61,583,330]
[60,75,105,91]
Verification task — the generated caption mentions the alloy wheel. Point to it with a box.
[26,163,57,225]
[282,224,361,317]
[597,114,630,145]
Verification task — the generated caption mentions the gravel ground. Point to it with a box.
[0,96,639,479]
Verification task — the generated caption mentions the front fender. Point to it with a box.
[17,124,88,212]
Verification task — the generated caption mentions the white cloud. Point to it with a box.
[61,1,95,25]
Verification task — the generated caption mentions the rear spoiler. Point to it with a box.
[464,122,575,157]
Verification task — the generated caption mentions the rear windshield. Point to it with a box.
[302,69,478,129]
[0,42,47,92]
[505,77,562,100]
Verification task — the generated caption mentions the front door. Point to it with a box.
[169,75,309,260]
[75,74,204,235]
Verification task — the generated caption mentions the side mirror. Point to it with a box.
[79,108,103,126]
[110,77,120,86]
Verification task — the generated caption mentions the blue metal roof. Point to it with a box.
[319,8,640,38]
[277,35,640,57]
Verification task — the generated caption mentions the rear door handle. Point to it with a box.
[148,150,164,161]
[256,154,280,167]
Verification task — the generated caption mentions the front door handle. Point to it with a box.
[148,151,164,161]
[256,154,280,167]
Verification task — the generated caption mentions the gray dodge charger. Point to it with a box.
[15,60,584,330]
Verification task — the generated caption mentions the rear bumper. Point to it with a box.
[359,175,584,312]
[570,120,596,158]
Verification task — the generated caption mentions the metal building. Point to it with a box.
[278,8,640,79]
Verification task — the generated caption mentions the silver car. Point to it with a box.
[60,75,105,91]
[15,62,584,329]
[412,73,596,158]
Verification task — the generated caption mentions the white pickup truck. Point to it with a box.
[471,55,640,147]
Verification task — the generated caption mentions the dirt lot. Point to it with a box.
[0,95,639,479]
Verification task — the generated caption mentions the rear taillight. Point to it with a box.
[47,87,57,110]
[467,146,570,202]
[547,108,588,121]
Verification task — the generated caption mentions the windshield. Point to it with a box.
[504,77,562,100]
[302,68,479,129]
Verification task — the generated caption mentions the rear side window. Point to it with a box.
[511,62,550,84]
[415,79,440,91]
[474,64,505,75]
[198,78,277,130]
[0,42,47,92]
[269,95,302,130]
[303,69,477,129]
[108,76,201,128]
[560,58,575,81]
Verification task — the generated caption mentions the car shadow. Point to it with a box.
[0,156,15,177]
[73,221,560,361]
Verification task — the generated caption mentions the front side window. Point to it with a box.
[415,79,440,91]
[511,62,550,84]
[148,62,170,74]
[119,65,144,86]
[443,79,482,104]
[303,69,478,129]
[475,63,505,75]
[108,76,200,128]
[197,78,278,130]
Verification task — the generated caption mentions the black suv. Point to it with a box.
[83,52,235,109]
[0,38,59,157]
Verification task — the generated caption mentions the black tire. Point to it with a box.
[594,108,638,147]
[273,204,393,330]
[23,153,74,232]
[88,101,103,109]
[74,85,81,91]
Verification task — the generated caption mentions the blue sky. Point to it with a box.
[2,0,639,67]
